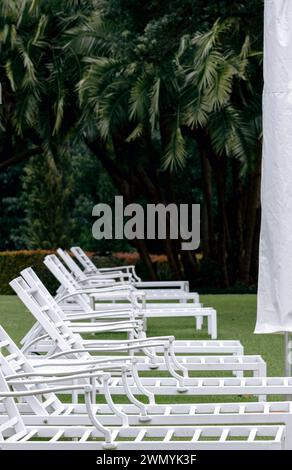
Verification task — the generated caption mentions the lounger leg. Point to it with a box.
[196,316,203,330]
[285,415,292,450]
[72,379,79,403]
[89,297,96,337]
[209,313,217,339]
[234,370,244,377]
[251,369,266,401]
[255,363,267,402]
[91,317,95,337]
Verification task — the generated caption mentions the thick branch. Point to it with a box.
[0,147,42,171]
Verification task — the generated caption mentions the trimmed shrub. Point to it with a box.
[0,250,59,294]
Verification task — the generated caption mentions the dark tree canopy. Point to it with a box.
[0,0,264,288]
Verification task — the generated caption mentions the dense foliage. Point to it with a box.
[0,0,264,288]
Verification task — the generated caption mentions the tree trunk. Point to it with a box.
[199,149,215,257]
[213,157,230,287]
[85,138,158,280]
[240,148,262,284]
[196,129,230,287]
[231,158,245,284]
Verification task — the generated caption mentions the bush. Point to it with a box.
[0,250,58,294]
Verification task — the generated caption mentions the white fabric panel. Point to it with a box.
[256,0,292,333]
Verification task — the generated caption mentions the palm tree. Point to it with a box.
[0,0,90,170]
[75,13,262,284]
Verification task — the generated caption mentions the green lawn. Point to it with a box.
[0,294,284,379]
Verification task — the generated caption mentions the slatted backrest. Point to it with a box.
[22,268,93,323]
[57,248,86,281]
[71,246,99,274]
[0,369,27,440]
[0,336,64,417]
[44,254,80,293]
[9,276,89,361]
[21,266,55,299]
[44,255,94,310]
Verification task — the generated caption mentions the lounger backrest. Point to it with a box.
[19,267,64,346]
[9,276,89,361]
[21,268,99,324]
[71,246,99,274]
[0,369,27,441]
[0,326,64,415]
[57,248,86,280]
[44,254,80,293]
[44,255,93,310]
[21,266,55,299]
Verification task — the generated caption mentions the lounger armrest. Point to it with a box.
[98,265,141,282]
[66,310,140,320]
[56,288,136,304]
[68,320,142,336]
[46,341,172,358]
[33,356,136,368]
[76,284,135,293]
[78,272,131,282]
[0,384,94,398]
[82,336,174,348]
[135,280,189,290]
[98,265,135,273]
[6,366,132,387]
[5,367,106,382]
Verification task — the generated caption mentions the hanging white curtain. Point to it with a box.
[256,0,292,333]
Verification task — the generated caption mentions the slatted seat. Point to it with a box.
[1,424,285,450]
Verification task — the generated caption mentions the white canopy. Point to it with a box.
[256,0,292,333]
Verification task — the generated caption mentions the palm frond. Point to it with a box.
[129,74,150,121]
[149,77,161,130]
[126,123,144,142]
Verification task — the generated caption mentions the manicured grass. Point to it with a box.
[0,293,285,378]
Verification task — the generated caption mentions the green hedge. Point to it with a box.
[0,250,59,295]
